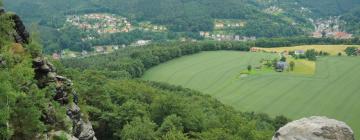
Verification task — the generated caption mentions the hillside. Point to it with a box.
[4,0,309,53]
[295,0,360,16]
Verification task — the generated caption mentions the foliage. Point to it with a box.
[65,70,286,140]
[247,65,252,72]
[289,61,295,71]
[345,47,358,56]
[280,56,286,62]
[119,117,157,140]
[342,7,360,35]
[305,49,317,61]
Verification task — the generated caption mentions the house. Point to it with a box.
[276,61,288,72]
[294,50,305,55]
[235,35,240,41]
[81,50,88,56]
[52,53,61,60]
[215,23,224,28]
[204,32,210,37]
[95,46,105,53]
[135,40,151,46]
[113,46,119,50]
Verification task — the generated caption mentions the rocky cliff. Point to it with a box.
[3,8,96,140]
[273,116,354,140]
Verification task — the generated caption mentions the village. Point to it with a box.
[66,13,131,35]
[199,31,257,41]
[311,17,353,39]
[198,19,256,41]
[51,39,152,60]
[66,13,167,40]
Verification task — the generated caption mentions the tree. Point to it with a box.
[338,52,342,56]
[280,56,286,62]
[345,47,358,56]
[272,58,278,68]
[247,65,252,72]
[273,116,290,130]
[289,61,295,71]
[10,95,45,139]
[119,117,157,140]
[157,115,183,136]
[305,49,317,61]
[161,130,188,140]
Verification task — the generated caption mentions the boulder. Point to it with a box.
[273,116,354,140]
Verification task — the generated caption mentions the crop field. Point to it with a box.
[143,51,360,136]
[256,45,360,55]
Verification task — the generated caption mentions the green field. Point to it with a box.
[143,51,360,137]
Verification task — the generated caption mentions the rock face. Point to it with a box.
[273,116,354,140]
[33,57,96,140]
[5,11,96,140]
[10,14,30,44]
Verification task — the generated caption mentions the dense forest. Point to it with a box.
[342,8,360,35]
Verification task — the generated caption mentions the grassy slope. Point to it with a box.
[143,51,360,138]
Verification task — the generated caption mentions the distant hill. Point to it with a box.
[4,0,304,36]
[5,0,360,53]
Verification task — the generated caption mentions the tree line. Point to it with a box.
[62,37,360,79]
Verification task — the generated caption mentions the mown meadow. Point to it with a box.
[143,51,360,137]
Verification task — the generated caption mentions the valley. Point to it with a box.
[143,51,360,136]
[2,0,360,139]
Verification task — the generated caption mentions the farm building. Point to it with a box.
[276,61,288,72]
[95,46,105,53]
[52,53,61,60]
[294,50,305,55]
